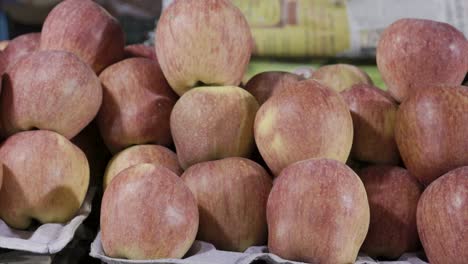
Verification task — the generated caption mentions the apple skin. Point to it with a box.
[244,71,304,105]
[395,85,468,186]
[377,18,468,102]
[359,165,422,259]
[0,41,8,51]
[124,44,157,60]
[341,84,400,164]
[97,58,177,153]
[267,159,370,263]
[101,163,199,260]
[1,50,102,139]
[155,0,253,96]
[254,80,353,176]
[40,0,125,73]
[292,66,315,79]
[0,130,89,229]
[417,166,468,264]
[171,86,259,169]
[182,157,272,252]
[311,64,373,92]
[103,144,182,190]
[0,33,40,75]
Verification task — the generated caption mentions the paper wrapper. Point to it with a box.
[0,189,94,255]
[91,232,429,264]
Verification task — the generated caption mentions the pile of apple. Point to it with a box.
[0,0,467,263]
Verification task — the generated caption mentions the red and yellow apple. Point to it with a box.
[244,71,303,104]
[311,64,373,92]
[0,33,40,74]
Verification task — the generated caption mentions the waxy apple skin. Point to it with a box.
[0,33,40,75]
[395,86,468,186]
[101,164,199,260]
[311,64,373,92]
[254,80,353,176]
[104,144,182,190]
[267,159,370,264]
[417,166,468,264]
[377,18,468,102]
[244,71,303,104]
[341,84,400,165]
[171,86,259,169]
[0,130,89,229]
[97,58,177,153]
[359,165,422,258]
[182,157,272,252]
[1,50,102,139]
[40,0,125,73]
[155,0,253,95]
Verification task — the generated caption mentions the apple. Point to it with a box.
[244,71,304,104]
[359,165,422,258]
[0,33,40,75]
[0,130,89,229]
[182,157,272,252]
[417,166,468,264]
[0,41,8,51]
[254,80,353,176]
[341,84,400,164]
[104,144,182,190]
[1,50,102,139]
[155,0,253,95]
[101,163,198,260]
[171,86,259,169]
[377,18,468,102]
[124,44,157,60]
[292,66,315,79]
[97,57,177,153]
[267,158,370,263]
[311,64,373,92]
[395,85,468,186]
[40,0,125,73]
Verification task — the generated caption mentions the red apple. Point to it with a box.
[267,159,369,263]
[103,144,182,190]
[377,18,468,102]
[0,33,40,75]
[311,64,373,92]
[155,0,252,95]
[341,84,400,164]
[40,0,125,73]
[395,85,468,186]
[124,44,157,60]
[254,80,353,176]
[171,86,259,169]
[97,58,177,153]
[0,130,89,229]
[359,165,422,258]
[244,71,304,104]
[182,157,272,252]
[101,163,198,260]
[1,50,102,139]
[0,41,8,51]
[417,166,468,264]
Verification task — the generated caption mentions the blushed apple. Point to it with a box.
[0,130,89,229]
[124,44,157,60]
[171,86,259,169]
[97,58,177,153]
[311,64,373,92]
[40,0,125,73]
[104,144,182,190]
[254,80,353,176]
[244,71,303,104]
[1,50,102,139]
[101,163,198,260]
[341,84,400,164]
[395,85,468,186]
[182,157,272,252]
[0,41,8,51]
[377,18,468,102]
[0,33,40,74]
[417,166,468,264]
[155,0,253,95]
[359,165,422,258]
[267,159,370,263]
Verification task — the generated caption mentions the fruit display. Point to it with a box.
[0,0,466,263]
